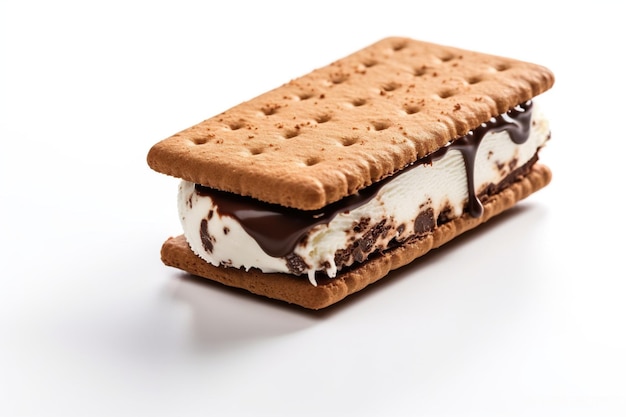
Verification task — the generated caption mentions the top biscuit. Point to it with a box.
[147,37,554,210]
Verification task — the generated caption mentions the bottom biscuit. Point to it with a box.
[160,164,552,310]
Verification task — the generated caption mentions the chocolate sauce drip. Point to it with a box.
[195,101,533,258]
[425,101,533,217]
[197,183,385,258]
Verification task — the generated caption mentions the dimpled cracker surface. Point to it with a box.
[160,164,552,309]
[148,37,554,210]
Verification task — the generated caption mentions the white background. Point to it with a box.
[1,1,624,416]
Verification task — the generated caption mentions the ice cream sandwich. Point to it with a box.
[147,37,554,309]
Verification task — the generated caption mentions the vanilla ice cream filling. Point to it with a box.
[178,102,550,285]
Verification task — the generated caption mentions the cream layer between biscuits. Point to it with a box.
[177,104,550,285]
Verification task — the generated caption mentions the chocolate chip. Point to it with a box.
[285,253,309,275]
[200,219,214,253]
[334,219,390,268]
[437,205,453,225]
[353,217,370,233]
[414,208,435,236]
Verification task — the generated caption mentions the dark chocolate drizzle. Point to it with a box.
[195,101,534,258]
[425,101,533,217]
[197,182,383,258]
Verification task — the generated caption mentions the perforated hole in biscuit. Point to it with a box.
[340,136,360,146]
[438,52,455,62]
[413,66,429,77]
[315,114,332,124]
[371,121,391,131]
[391,40,408,51]
[228,120,246,130]
[351,98,367,107]
[382,81,401,92]
[305,156,321,166]
[191,138,205,145]
[466,75,483,85]
[495,62,511,71]
[362,58,378,68]
[330,72,350,85]
[283,129,300,139]
[248,147,264,155]
[438,89,456,99]
[403,103,421,115]
[297,92,314,101]
[261,104,280,116]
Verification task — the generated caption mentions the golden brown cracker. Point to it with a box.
[147,37,554,210]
